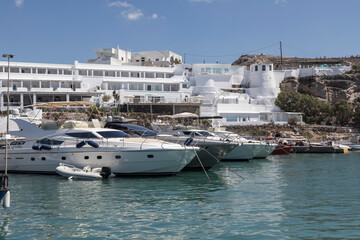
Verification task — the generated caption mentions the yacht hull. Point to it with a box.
[222,143,261,161]
[253,144,277,159]
[184,142,237,170]
[156,136,237,170]
[0,147,196,176]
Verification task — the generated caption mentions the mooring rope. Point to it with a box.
[193,149,211,182]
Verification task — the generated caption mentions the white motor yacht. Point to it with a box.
[106,122,238,170]
[0,128,198,176]
[214,131,276,160]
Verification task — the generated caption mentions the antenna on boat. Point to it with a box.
[280,41,283,69]
[1,53,14,208]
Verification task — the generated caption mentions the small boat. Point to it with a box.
[56,163,114,180]
[271,139,292,155]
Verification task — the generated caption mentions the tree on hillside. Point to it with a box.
[353,103,360,128]
[275,91,332,124]
[333,100,353,126]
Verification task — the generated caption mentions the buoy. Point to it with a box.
[3,191,10,208]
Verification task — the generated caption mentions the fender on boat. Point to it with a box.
[184,137,193,146]
[41,144,52,150]
[76,140,87,148]
[32,144,52,150]
[87,140,99,148]
[32,145,42,150]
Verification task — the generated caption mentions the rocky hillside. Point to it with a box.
[232,54,360,104]
[232,54,360,70]
[280,70,360,103]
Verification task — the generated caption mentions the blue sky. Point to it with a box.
[1,0,359,64]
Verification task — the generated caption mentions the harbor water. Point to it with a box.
[1,152,360,239]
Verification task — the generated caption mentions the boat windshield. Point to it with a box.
[96,131,129,138]
[197,131,215,137]
[37,138,64,145]
[65,132,99,139]
[182,130,214,137]
[105,123,157,136]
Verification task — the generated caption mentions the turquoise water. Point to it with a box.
[1,152,360,239]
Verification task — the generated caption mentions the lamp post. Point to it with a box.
[2,54,14,179]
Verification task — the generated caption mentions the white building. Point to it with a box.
[0,47,192,112]
[1,46,351,126]
[132,50,182,65]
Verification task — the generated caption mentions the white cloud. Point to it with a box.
[122,9,144,20]
[108,1,133,8]
[189,0,213,2]
[14,0,24,7]
[108,1,145,20]
[151,13,158,19]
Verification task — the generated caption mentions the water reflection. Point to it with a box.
[1,153,360,239]
[277,152,360,239]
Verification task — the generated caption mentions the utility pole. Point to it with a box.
[280,41,283,69]
[183,53,186,64]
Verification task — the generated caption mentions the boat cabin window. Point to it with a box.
[96,131,129,138]
[37,138,64,145]
[10,140,26,146]
[65,132,99,139]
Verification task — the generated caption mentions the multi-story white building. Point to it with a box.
[0,47,192,112]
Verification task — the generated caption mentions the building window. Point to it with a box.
[105,71,115,77]
[269,65,272,71]
[262,65,266,71]
[93,70,103,76]
[206,67,211,73]
[79,70,87,76]
[213,68,222,74]
[226,116,237,122]
[170,84,179,91]
[255,66,258,71]
[224,68,229,74]
[141,57,145,62]
[48,69,57,74]
[38,68,46,74]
